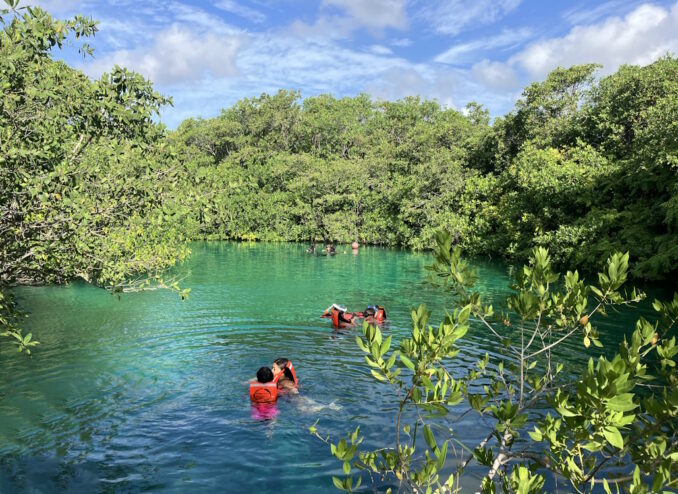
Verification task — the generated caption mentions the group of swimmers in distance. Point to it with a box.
[321,303,387,328]
[306,241,360,255]
[306,243,336,255]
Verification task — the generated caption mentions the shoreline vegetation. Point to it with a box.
[1,3,677,492]
[2,5,677,299]
[315,235,678,493]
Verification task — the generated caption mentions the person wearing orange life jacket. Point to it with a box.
[321,303,346,320]
[272,358,299,393]
[363,305,387,325]
[249,366,278,403]
[334,308,357,328]
[321,303,386,328]
[323,304,358,328]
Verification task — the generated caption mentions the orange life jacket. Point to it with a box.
[273,360,299,386]
[331,308,355,327]
[249,381,278,403]
[375,306,385,322]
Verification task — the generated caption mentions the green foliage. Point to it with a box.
[1,2,192,348]
[170,91,487,248]
[0,289,37,353]
[496,64,600,163]
[3,2,678,356]
[314,232,677,493]
[169,58,678,281]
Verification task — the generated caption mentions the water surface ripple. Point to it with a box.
[0,242,662,492]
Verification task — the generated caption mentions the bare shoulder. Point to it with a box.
[278,378,298,391]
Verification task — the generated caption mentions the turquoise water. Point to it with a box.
[0,243,666,492]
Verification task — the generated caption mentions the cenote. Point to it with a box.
[0,242,667,493]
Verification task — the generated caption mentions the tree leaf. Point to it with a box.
[603,426,624,449]
[399,354,415,370]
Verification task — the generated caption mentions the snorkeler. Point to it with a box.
[250,360,340,415]
[321,304,386,328]
[321,304,358,328]
[363,305,387,325]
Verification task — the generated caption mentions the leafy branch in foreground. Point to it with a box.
[313,231,677,493]
[0,1,192,350]
[0,290,38,354]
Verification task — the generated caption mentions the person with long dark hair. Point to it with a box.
[272,358,298,393]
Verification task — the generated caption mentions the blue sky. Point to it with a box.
[34,0,678,127]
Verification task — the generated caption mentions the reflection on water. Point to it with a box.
[0,242,667,492]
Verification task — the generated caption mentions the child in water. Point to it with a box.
[256,366,274,384]
[250,366,279,420]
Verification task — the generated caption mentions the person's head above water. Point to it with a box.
[273,358,289,368]
[273,358,296,382]
[256,366,274,383]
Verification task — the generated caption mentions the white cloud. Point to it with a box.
[366,67,458,106]
[390,37,413,47]
[84,24,244,85]
[215,0,266,24]
[471,59,520,90]
[290,0,408,40]
[96,17,158,50]
[237,34,410,93]
[289,15,357,40]
[463,1,678,110]
[418,0,522,36]
[369,44,393,55]
[434,28,532,65]
[510,2,678,78]
[322,0,408,30]
[562,0,645,25]
[166,1,242,35]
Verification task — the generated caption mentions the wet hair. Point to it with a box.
[274,358,295,381]
[257,366,274,383]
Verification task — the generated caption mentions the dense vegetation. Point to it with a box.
[316,235,678,493]
[171,60,678,282]
[1,3,190,350]
[2,2,677,352]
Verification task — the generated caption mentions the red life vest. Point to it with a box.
[273,361,299,386]
[331,308,355,327]
[375,306,385,322]
[249,381,278,403]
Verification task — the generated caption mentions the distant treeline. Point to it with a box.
[171,58,678,281]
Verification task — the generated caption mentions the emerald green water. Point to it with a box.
[0,243,664,492]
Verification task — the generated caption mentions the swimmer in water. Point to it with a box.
[272,359,343,413]
[256,366,274,384]
[249,367,279,421]
[272,358,298,394]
